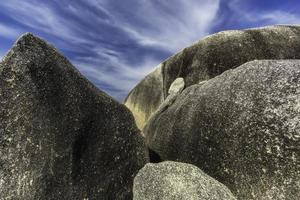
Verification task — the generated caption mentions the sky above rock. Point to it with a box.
[0,0,300,101]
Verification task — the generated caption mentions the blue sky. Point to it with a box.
[0,0,300,101]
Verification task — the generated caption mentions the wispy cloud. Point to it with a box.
[259,11,300,24]
[226,0,300,27]
[73,46,158,92]
[2,0,299,101]
[0,23,22,39]
[74,58,159,99]
[100,0,220,52]
[0,1,92,46]
[0,0,220,101]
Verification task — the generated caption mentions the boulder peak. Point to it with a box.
[125,25,300,131]
[0,33,149,200]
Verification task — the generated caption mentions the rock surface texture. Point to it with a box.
[125,25,300,130]
[0,33,149,200]
[144,60,300,200]
[133,161,237,200]
[124,65,164,131]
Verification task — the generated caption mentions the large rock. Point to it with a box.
[125,25,300,130]
[144,60,300,199]
[0,33,149,200]
[133,161,236,200]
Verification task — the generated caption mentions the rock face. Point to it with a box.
[0,33,149,200]
[124,65,164,131]
[133,161,236,200]
[144,60,300,200]
[125,25,300,130]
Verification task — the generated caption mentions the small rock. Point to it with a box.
[168,77,185,95]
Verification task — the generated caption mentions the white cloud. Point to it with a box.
[73,49,159,100]
[103,0,220,52]
[0,23,22,39]
[0,0,221,101]
[259,11,300,25]
[0,1,92,46]
[228,0,300,26]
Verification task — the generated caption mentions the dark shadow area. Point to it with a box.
[149,148,162,163]
[72,133,89,181]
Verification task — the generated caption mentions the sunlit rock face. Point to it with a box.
[144,60,300,200]
[0,33,149,200]
[133,161,237,200]
[124,65,164,132]
[125,25,300,131]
